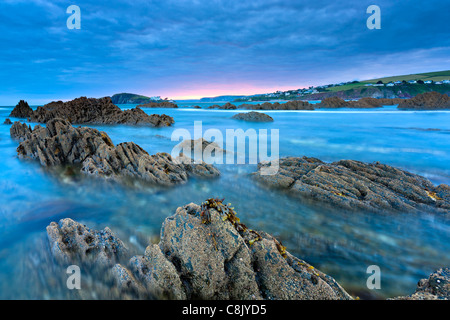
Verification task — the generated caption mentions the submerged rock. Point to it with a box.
[46,200,353,300]
[231,111,274,122]
[28,96,174,127]
[174,138,229,165]
[254,156,450,214]
[392,268,450,300]
[9,100,33,118]
[12,119,219,186]
[47,218,128,266]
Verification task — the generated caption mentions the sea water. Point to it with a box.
[0,102,449,299]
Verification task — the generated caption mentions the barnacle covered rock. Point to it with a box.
[391,268,450,300]
[46,218,128,266]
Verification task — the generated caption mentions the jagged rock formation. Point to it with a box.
[10,119,219,186]
[46,200,353,300]
[254,156,450,214]
[10,122,32,142]
[27,97,174,127]
[392,268,450,300]
[397,91,450,110]
[231,111,274,122]
[9,100,33,118]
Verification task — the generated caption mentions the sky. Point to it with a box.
[0,0,449,105]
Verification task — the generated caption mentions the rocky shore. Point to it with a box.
[9,97,174,127]
[317,97,403,109]
[44,200,449,300]
[254,156,450,214]
[397,91,450,110]
[46,199,353,300]
[10,119,219,186]
[203,92,449,110]
[206,98,404,110]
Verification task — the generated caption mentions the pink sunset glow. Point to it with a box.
[143,83,307,100]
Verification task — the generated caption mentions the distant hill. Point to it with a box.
[303,70,450,100]
[110,93,153,104]
[200,95,247,102]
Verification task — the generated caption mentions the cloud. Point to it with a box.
[0,0,449,104]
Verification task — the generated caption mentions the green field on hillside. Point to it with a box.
[361,70,450,83]
[323,70,450,93]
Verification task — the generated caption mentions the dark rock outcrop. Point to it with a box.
[9,100,33,118]
[208,102,237,110]
[397,91,450,110]
[138,101,178,108]
[3,118,12,125]
[317,97,404,109]
[231,111,274,122]
[47,200,353,300]
[12,119,219,186]
[316,97,349,109]
[243,101,314,110]
[254,156,450,214]
[392,268,450,300]
[10,121,32,142]
[28,97,174,127]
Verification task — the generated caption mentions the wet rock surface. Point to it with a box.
[397,91,450,110]
[3,118,12,125]
[9,100,33,118]
[392,268,450,300]
[11,119,219,186]
[47,218,128,266]
[27,96,174,127]
[46,200,353,300]
[10,121,32,142]
[231,111,274,122]
[317,97,403,109]
[254,156,450,214]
